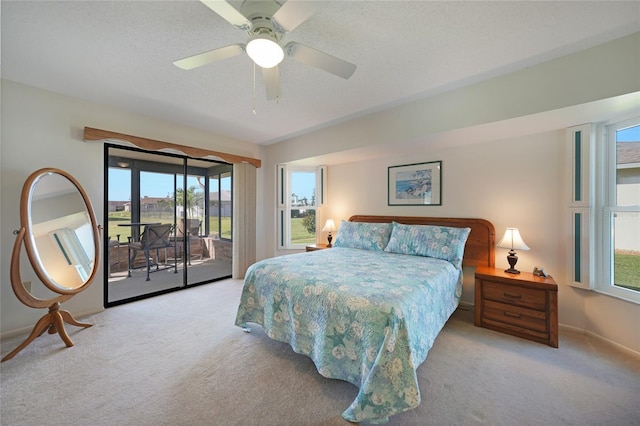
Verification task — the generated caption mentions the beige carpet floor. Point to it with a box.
[1,279,638,425]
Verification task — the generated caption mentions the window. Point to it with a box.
[277,165,327,249]
[597,117,640,302]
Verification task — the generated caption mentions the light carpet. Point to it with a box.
[1,279,638,425]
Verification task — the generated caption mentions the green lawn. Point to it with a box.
[211,217,232,239]
[614,252,640,291]
[291,217,315,245]
[107,212,231,242]
[107,212,133,242]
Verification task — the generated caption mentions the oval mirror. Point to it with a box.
[22,168,100,294]
[2,168,100,362]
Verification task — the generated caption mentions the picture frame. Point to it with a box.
[388,161,442,206]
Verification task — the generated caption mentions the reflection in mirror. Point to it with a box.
[28,172,96,290]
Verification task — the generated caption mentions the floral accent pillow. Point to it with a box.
[384,222,471,268]
[333,221,393,252]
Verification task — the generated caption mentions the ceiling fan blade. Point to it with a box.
[272,1,315,33]
[262,66,280,101]
[200,0,251,31]
[173,44,245,70]
[285,42,356,79]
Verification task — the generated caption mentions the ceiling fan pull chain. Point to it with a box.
[252,62,257,115]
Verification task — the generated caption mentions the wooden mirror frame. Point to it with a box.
[2,168,101,362]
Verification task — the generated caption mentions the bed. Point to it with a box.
[235,215,495,423]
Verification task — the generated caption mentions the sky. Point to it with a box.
[290,171,316,202]
[109,168,316,202]
[108,169,232,201]
[618,125,640,142]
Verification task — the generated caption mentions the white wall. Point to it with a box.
[261,33,640,354]
[326,131,564,304]
[260,33,640,261]
[318,132,565,311]
[0,79,260,335]
[265,131,640,355]
[322,132,640,354]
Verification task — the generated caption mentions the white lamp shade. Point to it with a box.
[322,219,336,233]
[497,228,530,251]
[246,35,284,69]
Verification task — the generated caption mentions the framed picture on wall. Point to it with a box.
[388,161,442,206]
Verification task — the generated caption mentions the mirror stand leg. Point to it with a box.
[48,302,92,347]
[1,313,53,362]
[1,303,92,362]
[51,310,74,347]
[59,310,92,328]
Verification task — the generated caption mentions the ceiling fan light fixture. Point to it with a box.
[246,34,284,68]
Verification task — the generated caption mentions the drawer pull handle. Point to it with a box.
[503,292,522,299]
[504,311,521,318]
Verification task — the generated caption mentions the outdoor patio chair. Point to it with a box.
[108,235,121,277]
[176,218,203,265]
[127,223,178,281]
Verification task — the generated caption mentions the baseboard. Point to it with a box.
[458,303,638,358]
[559,324,640,359]
[457,301,474,311]
[1,325,36,340]
[0,307,104,340]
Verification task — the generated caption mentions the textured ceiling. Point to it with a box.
[2,1,639,145]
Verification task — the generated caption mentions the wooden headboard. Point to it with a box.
[349,215,495,268]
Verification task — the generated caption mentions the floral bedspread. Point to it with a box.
[235,247,462,423]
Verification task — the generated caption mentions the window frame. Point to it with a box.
[277,164,326,250]
[595,116,640,304]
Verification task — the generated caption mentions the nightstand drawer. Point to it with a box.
[475,267,558,348]
[483,300,547,333]
[483,281,546,310]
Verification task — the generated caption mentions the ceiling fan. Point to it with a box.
[173,0,357,101]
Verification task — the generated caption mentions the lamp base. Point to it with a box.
[327,234,333,248]
[505,251,520,274]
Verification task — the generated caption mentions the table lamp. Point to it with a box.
[322,219,336,247]
[497,227,529,274]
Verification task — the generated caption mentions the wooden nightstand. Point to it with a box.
[305,244,331,252]
[475,266,558,348]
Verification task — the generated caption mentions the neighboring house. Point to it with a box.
[140,196,172,213]
[107,199,165,214]
[109,193,232,217]
[107,200,128,213]
[617,141,640,191]
[616,141,640,253]
[210,190,232,217]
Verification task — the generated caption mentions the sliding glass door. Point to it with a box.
[105,146,233,306]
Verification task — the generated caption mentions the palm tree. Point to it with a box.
[175,186,204,218]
